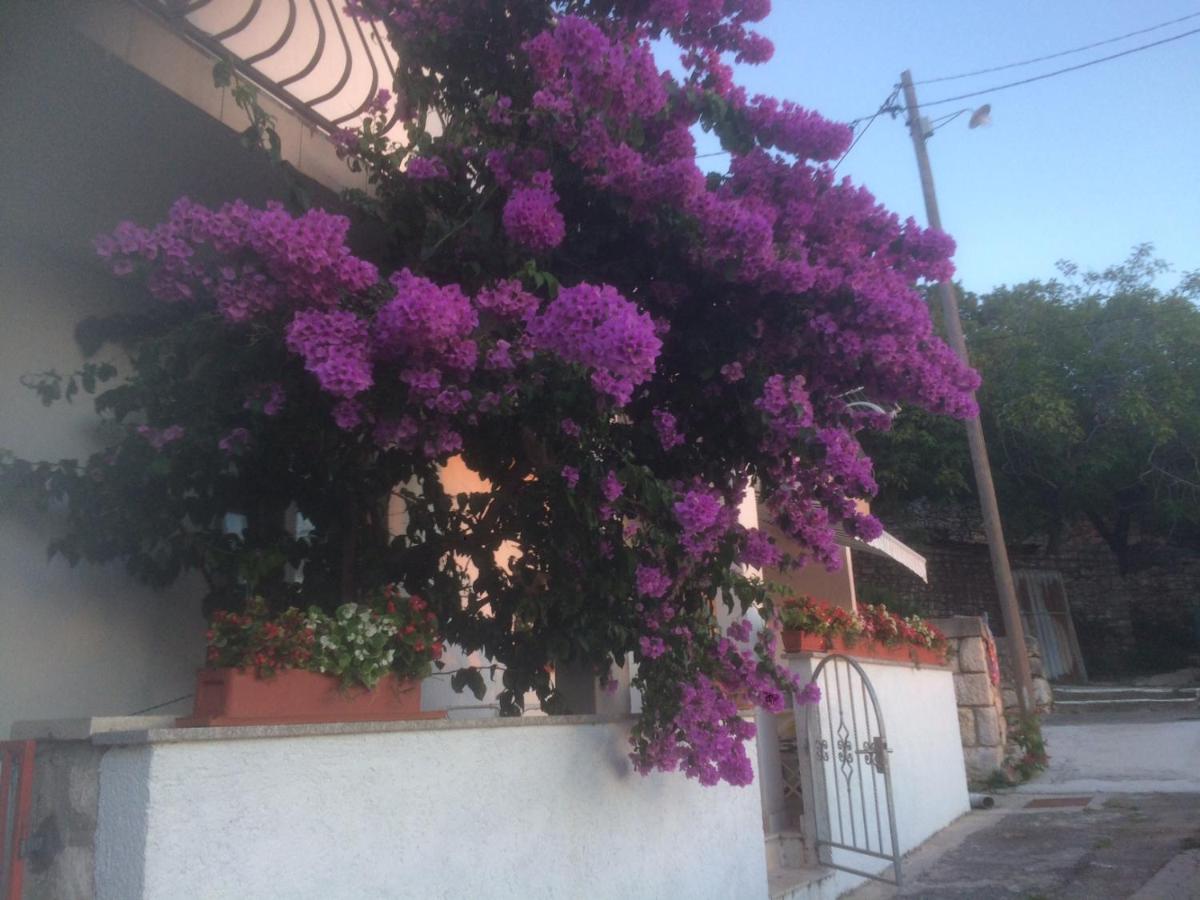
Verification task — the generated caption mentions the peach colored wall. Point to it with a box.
[758,513,857,612]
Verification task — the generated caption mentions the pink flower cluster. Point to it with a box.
[632,673,758,786]
[285,310,374,399]
[95,198,377,314]
[136,424,184,449]
[527,283,661,405]
[96,200,662,452]
[501,172,566,252]
[673,488,737,558]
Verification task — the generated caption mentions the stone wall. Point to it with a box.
[996,632,1054,713]
[855,509,1200,678]
[931,617,1007,782]
[929,616,1055,783]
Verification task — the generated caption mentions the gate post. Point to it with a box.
[0,740,36,900]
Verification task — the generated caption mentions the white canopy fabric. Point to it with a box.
[835,528,928,582]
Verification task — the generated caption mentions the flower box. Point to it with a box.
[780,631,947,667]
[177,668,446,727]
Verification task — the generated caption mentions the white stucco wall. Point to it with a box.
[859,659,970,853]
[0,247,206,736]
[784,654,969,894]
[0,7,355,736]
[94,718,770,900]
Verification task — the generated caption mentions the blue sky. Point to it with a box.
[691,1,1200,294]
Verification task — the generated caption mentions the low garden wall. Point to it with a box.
[17,716,769,899]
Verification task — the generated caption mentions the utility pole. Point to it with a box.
[899,69,1036,716]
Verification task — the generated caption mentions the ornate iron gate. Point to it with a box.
[805,655,901,885]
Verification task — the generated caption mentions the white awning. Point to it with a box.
[836,528,928,582]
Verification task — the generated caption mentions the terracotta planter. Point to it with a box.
[177,668,446,727]
[780,631,946,667]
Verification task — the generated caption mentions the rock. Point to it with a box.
[962,745,1004,782]
[955,672,994,707]
[959,707,977,746]
[1034,677,1054,710]
[975,706,1002,747]
[928,616,986,641]
[958,637,987,674]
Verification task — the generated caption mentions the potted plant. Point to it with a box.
[179,588,446,726]
[780,595,948,665]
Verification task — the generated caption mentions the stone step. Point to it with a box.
[1053,686,1199,703]
[1052,696,1200,714]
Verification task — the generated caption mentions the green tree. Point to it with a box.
[868,246,1200,573]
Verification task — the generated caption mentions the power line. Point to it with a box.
[915,10,1200,85]
[834,88,900,171]
[910,25,1200,110]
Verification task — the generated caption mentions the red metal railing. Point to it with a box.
[0,741,35,900]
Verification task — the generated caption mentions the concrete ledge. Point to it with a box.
[782,650,950,671]
[87,712,637,746]
[10,716,180,741]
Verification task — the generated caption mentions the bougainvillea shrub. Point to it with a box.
[4,0,976,786]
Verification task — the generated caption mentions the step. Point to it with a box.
[1053,686,1200,703]
[1053,697,1200,714]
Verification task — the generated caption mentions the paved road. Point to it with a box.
[845,710,1200,899]
[1018,712,1200,794]
[845,793,1200,900]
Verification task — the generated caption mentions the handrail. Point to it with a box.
[131,0,401,139]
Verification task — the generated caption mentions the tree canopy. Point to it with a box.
[868,246,1200,573]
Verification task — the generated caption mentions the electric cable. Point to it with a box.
[834,88,900,170]
[914,10,1200,85]
[908,26,1200,110]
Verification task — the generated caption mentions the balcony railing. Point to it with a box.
[137,0,402,137]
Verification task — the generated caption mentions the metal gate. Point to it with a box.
[0,741,36,900]
[805,655,901,885]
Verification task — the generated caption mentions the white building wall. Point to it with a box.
[0,4,365,736]
[860,660,970,853]
[94,718,770,900]
[0,248,207,736]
